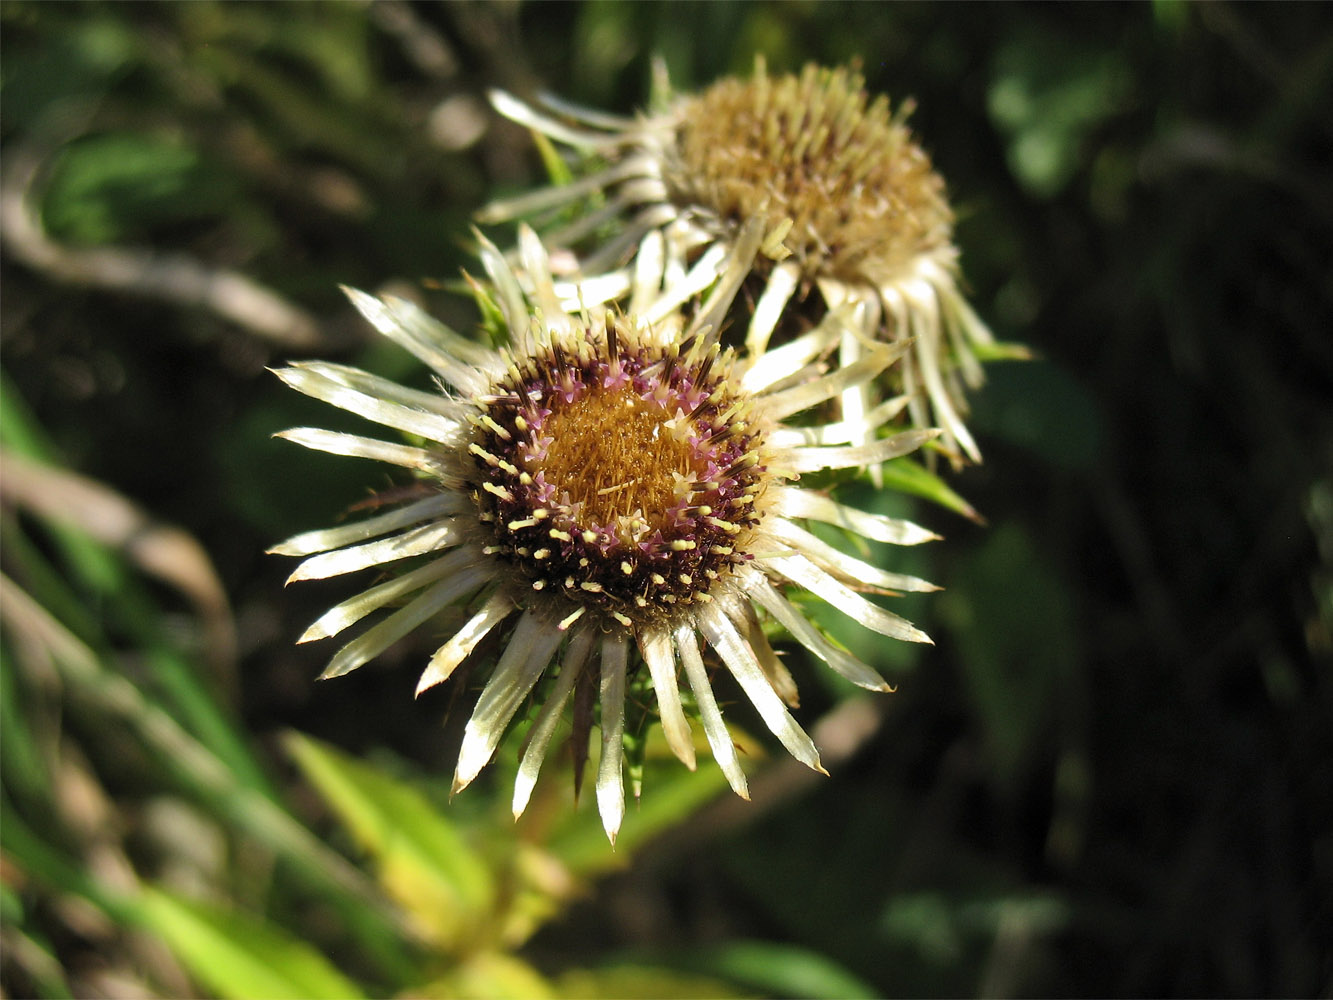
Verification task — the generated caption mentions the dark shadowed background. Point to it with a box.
[3,3,1330,997]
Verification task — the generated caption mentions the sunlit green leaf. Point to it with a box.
[533,130,575,188]
[137,888,365,1000]
[285,731,495,948]
[556,963,750,999]
[0,581,412,979]
[879,456,983,522]
[412,952,555,1000]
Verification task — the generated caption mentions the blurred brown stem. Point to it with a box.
[0,447,238,697]
[0,140,329,351]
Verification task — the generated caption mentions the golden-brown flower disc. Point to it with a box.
[670,63,955,287]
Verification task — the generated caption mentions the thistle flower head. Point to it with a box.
[272,225,940,842]
[471,321,766,632]
[667,62,953,290]
[484,57,1023,467]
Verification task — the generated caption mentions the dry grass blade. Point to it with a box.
[0,142,327,351]
[0,448,237,691]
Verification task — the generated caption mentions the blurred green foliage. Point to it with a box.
[43,133,238,246]
[3,2,1330,998]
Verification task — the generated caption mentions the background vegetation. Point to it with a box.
[3,2,1329,997]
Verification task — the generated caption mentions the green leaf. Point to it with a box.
[972,339,1034,364]
[1152,0,1191,32]
[414,952,556,1000]
[462,271,513,348]
[0,640,51,805]
[533,129,575,188]
[187,43,398,178]
[938,524,1079,786]
[42,132,236,245]
[137,888,365,1000]
[2,877,76,999]
[1,924,75,1000]
[987,32,1132,197]
[285,732,494,948]
[0,380,124,599]
[879,890,1070,966]
[0,419,275,801]
[0,799,127,920]
[0,14,139,132]
[627,941,876,1000]
[0,582,413,978]
[556,963,750,999]
[879,456,983,522]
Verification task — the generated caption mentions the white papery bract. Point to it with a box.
[483,57,1022,466]
[272,223,940,843]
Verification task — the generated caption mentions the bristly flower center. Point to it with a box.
[469,321,767,627]
[670,61,954,287]
[539,385,697,527]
